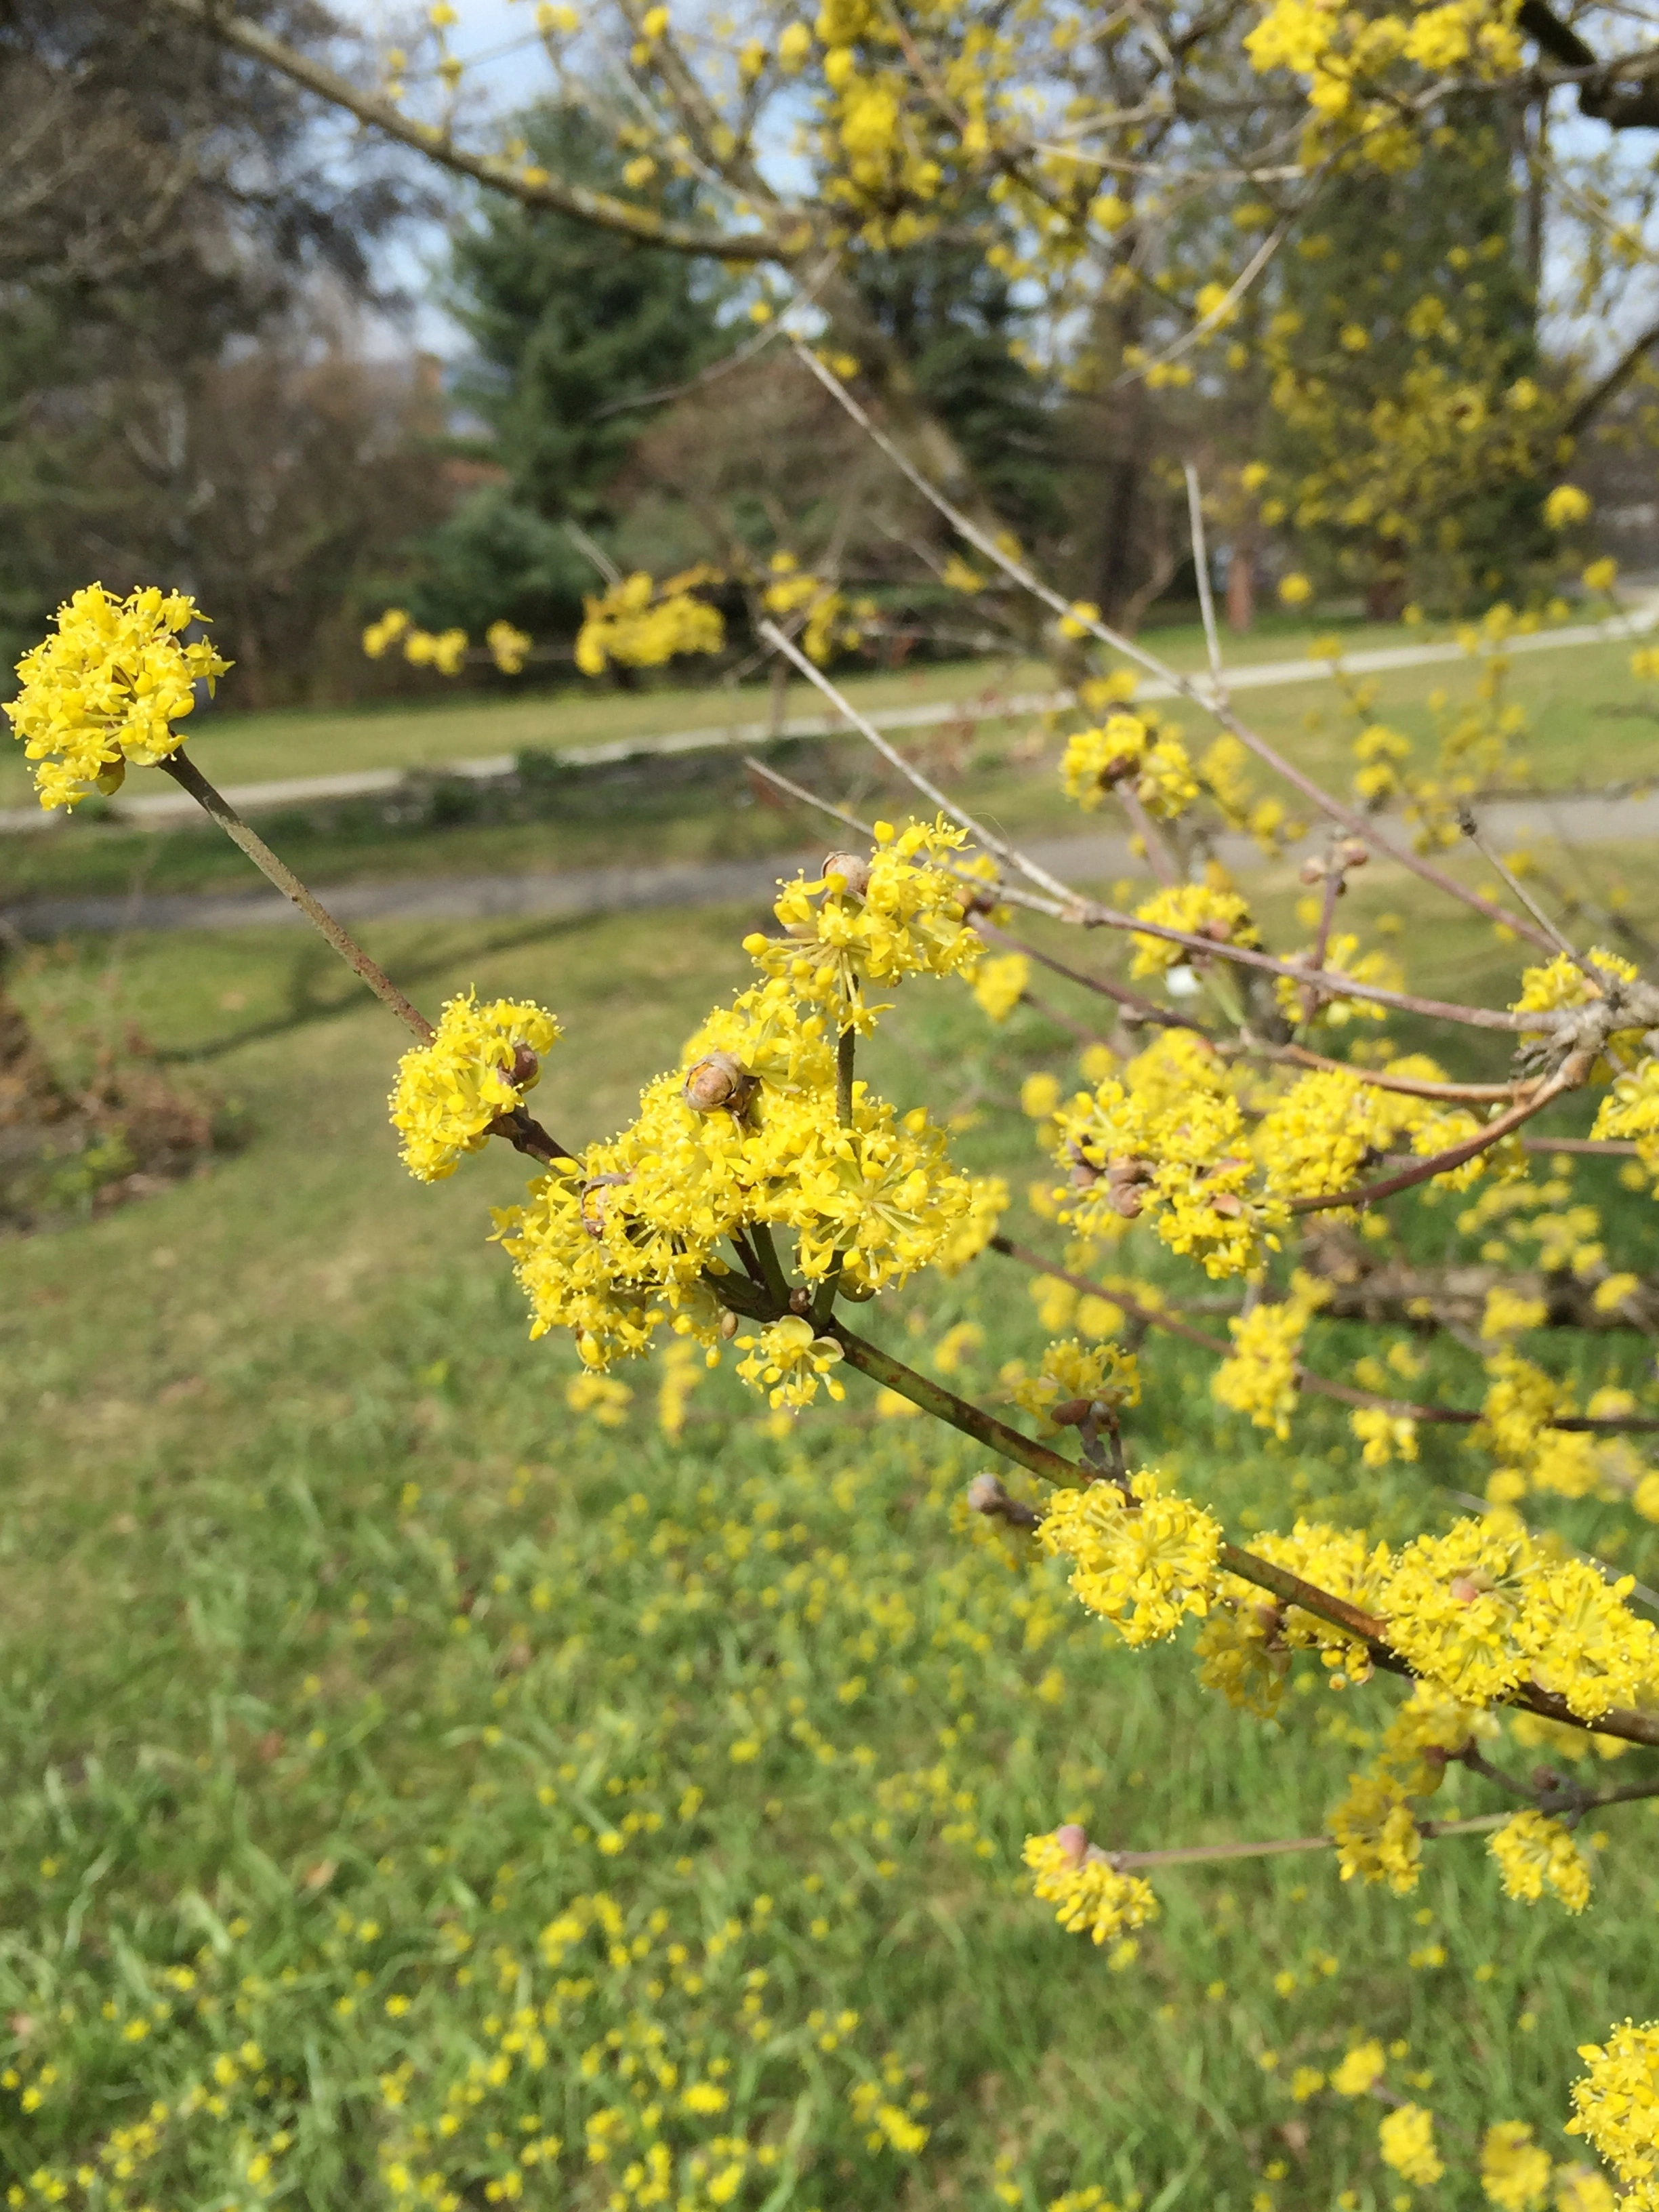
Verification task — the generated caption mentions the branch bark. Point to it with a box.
[158,0,792,260]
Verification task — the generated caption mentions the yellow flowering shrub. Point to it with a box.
[574,568,724,676]
[27,495,1659,2192]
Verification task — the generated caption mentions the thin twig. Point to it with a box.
[756,619,1086,909]
[1183,462,1227,703]
[1227,1039,1526,1105]
[788,340,1555,954]
[1100,1772,1659,1872]
[1457,806,1582,963]
[742,754,876,841]
[987,1235,1659,1435]
[1289,1054,1589,1214]
[156,752,573,1166]
[161,752,433,1042]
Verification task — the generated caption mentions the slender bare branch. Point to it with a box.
[757,620,1088,908]
[161,0,791,261]
[790,341,1555,953]
[157,754,573,1166]
[1289,1054,1590,1214]
[1183,462,1227,701]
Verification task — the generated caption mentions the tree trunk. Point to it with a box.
[1226,533,1256,632]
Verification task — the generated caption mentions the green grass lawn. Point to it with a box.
[5,623,1658,907]
[3,884,1658,2211]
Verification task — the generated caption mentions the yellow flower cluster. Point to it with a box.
[1254,1061,1459,1206]
[493,975,1003,1370]
[1022,1829,1159,1946]
[485,619,532,674]
[1059,712,1199,819]
[1128,883,1258,980]
[574,568,724,676]
[1052,1032,1278,1279]
[1212,1272,1329,1438]
[390,994,562,1183]
[1038,1470,1223,1646]
[1246,0,1521,144]
[1378,2102,1445,2186]
[1480,2123,1554,2212]
[1010,1338,1140,1431]
[1568,2020,1659,2198]
[760,554,865,663]
[1197,1523,1390,1715]
[361,607,411,657]
[1515,949,1647,1076]
[1351,1406,1420,1467]
[403,625,468,675]
[970,951,1029,1024]
[1594,1059,1659,1169]
[1379,1517,1658,1719]
[1271,932,1404,1028]
[1488,1809,1592,1912]
[8,583,231,811]
[1329,1771,1421,1893]
[743,819,985,1030]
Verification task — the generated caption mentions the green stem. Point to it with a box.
[811,1027,858,1325]
[747,1221,794,1311]
[833,1322,1659,1751]
[159,749,573,1165]
[160,750,433,1042]
[836,1025,856,1125]
[830,1324,1087,1489]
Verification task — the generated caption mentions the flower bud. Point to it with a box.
[718,1308,740,1339]
[504,1042,540,1088]
[966,1472,1006,1515]
[683,1050,757,1115]
[1338,838,1370,869]
[1298,855,1328,886]
[1052,1823,1088,1868]
[1050,1396,1094,1428]
[821,851,871,897]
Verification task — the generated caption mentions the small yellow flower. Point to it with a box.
[1544,485,1591,529]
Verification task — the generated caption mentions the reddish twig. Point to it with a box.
[1289,1055,1589,1215]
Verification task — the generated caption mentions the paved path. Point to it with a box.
[7,787,1657,939]
[2,598,1654,838]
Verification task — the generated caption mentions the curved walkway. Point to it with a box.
[2,595,1654,840]
[5,786,1657,939]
